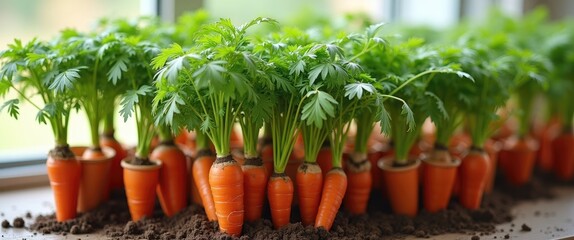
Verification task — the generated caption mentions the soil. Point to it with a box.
[521,223,532,232]
[28,171,562,239]
[13,217,24,228]
[2,219,9,228]
[127,157,156,166]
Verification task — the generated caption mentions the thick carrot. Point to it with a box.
[459,148,490,210]
[242,157,268,222]
[192,150,217,221]
[343,153,372,215]
[296,162,322,226]
[47,146,81,222]
[268,173,294,229]
[315,168,347,231]
[209,155,244,236]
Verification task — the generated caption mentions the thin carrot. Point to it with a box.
[242,157,268,222]
[267,173,294,229]
[343,153,372,215]
[210,155,244,236]
[296,162,322,226]
[193,151,217,221]
[188,156,203,206]
[315,168,347,231]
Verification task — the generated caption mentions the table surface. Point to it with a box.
[1,186,574,240]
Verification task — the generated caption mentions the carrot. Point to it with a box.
[343,153,372,215]
[499,137,536,186]
[260,138,274,175]
[459,148,490,210]
[268,173,294,229]
[422,147,459,213]
[209,155,244,236]
[242,157,268,222]
[315,168,347,230]
[151,141,189,217]
[188,156,203,206]
[78,147,113,212]
[316,145,333,176]
[296,162,322,226]
[174,128,189,145]
[193,150,217,221]
[537,117,561,171]
[47,146,81,222]
[100,133,129,190]
[552,132,574,181]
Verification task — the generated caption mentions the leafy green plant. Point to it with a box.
[545,25,574,130]
[153,18,277,159]
[427,46,475,148]
[0,38,82,152]
[455,38,513,148]
[358,36,470,164]
[507,49,550,136]
[62,31,133,149]
[253,36,306,174]
[117,37,161,162]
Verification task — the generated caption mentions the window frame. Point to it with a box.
[0,0,199,190]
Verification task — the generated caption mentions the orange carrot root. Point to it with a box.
[193,153,217,221]
[268,173,294,229]
[296,162,323,226]
[344,155,371,215]
[315,168,347,231]
[209,156,244,236]
[242,157,268,222]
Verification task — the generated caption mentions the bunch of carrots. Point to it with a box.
[2,8,574,238]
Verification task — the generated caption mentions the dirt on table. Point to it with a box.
[28,172,560,239]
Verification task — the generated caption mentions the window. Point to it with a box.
[0,0,142,163]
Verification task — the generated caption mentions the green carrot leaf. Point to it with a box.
[49,67,86,93]
[151,43,184,70]
[301,89,338,128]
[379,104,392,135]
[107,55,128,84]
[0,80,10,97]
[344,82,375,100]
[0,99,19,119]
[401,101,415,132]
[119,85,153,122]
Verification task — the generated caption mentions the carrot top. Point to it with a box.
[0,38,81,147]
[153,18,277,158]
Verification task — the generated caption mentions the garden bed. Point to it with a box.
[25,171,556,240]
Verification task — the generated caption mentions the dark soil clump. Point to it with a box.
[28,172,560,239]
[1,219,10,228]
[13,217,24,228]
[521,223,532,232]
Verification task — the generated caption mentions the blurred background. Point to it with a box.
[0,0,573,161]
